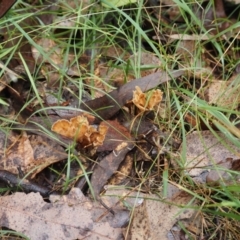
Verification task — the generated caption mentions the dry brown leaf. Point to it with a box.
[58,0,93,25]
[205,157,240,185]
[32,39,62,65]
[51,116,108,147]
[91,141,134,197]
[84,63,114,98]
[232,158,240,171]
[99,66,135,88]
[206,158,233,184]
[100,45,130,59]
[176,40,212,77]
[31,39,82,81]
[168,34,210,41]
[180,131,240,182]
[101,185,144,208]
[132,86,163,111]
[97,119,132,152]
[0,188,128,240]
[0,130,67,178]
[128,189,195,240]
[128,203,151,240]
[167,211,203,239]
[129,52,162,77]
[108,154,133,185]
[204,76,240,109]
[87,46,131,94]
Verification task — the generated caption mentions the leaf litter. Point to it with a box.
[1,0,240,239]
[0,188,128,240]
[128,184,196,240]
[178,130,240,184]
[0,130,67,178]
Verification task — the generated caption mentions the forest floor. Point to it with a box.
[0,0,240,239]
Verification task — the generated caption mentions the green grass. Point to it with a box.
[1,0,240,238]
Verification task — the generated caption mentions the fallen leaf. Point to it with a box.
[101,65,134,88]
[0,188,128,240]
[232,158,240,171]
[176,40,212,77]
[85,64,110,98]
[204,76,240,109]
[58,0,93,25]
[91,141,134,197]
[206,157,240,185]
[97,119,132,152]
[108,153,134,185]
[101,185,144,208]
[0,0,17,18]
[206,158,233,184]
[0,130,67,178]
[129,188,196,240]
[31,39,82,80]
[168,34,210,41]
[180,131,240,182]
[100,45,130,61]
[129,51,162,77]
[32,39,62,65]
